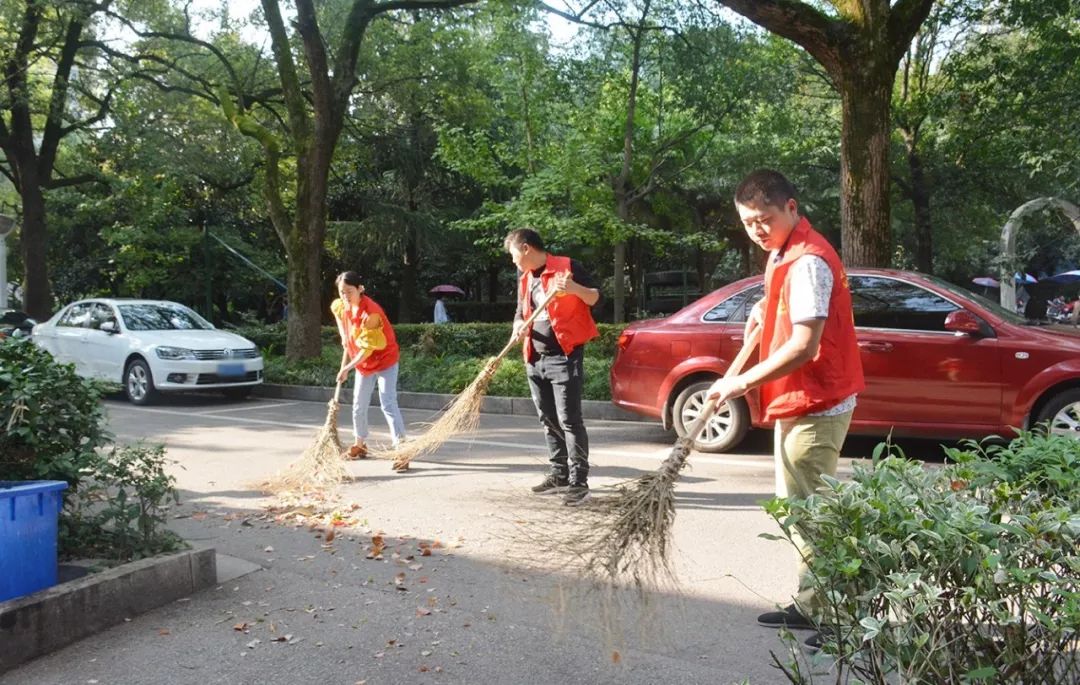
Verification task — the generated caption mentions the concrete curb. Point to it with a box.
[0,547,217,673]
[254,383,650,422]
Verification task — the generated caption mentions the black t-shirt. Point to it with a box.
[515,259,599,358]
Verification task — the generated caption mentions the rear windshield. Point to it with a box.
[118,304,212,331]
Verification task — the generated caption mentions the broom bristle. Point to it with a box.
[387,355,502,469]
[261,398,348,494]
[574,437,694,590]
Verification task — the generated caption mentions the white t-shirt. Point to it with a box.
[785,255,857,417]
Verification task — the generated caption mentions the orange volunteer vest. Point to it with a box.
[334,295,400,374]
[759,217,864,421]
[519,254,600,361]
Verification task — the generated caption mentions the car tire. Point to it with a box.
[1034,389,1080,438]
[671,379,750,453]
[222,386,253,401]
[124,358,158,406]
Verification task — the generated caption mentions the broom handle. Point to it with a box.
[332,381,342,404]
[493,286,562,362]
[684,324,763,442]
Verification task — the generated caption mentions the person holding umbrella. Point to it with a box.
[429,284,464,324]
[331,271,407,459]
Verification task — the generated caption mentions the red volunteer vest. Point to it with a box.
[759,218,864,421]
[519,254,600,361]
[338,295,400,374]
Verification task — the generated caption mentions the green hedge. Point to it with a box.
[251,322,622,401]
[230,321,627,358]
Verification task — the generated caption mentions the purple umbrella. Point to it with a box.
[429,284,466,296]
[1044,270,1080,285]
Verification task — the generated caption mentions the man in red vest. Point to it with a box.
[505,228,601,506]
[706,169,864,647]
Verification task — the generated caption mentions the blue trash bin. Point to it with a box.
[0,480,69,602]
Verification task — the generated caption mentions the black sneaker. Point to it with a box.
[757,604,814,630]
[562,485,590,507]
[804,630,834,652]
[531,475,569,495]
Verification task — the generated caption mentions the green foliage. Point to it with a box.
[0,339,182,561]
[768,433,1080,683]
[63,443,184,561]
[0,340,110,487]
[251,322,623,400]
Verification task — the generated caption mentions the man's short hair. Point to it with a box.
[734,169,799,208]
[503,228,545,253]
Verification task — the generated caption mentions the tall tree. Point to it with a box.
[0,0,122,318]
[713,0,934,266]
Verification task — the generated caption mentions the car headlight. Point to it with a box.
[156,346,196,360]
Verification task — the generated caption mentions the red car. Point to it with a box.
[610,269,1080,452]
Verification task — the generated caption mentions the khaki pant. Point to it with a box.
[773,410,854,611]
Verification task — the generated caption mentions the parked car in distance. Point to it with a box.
[0,309,36,339]
[611,269,1080,452]
[33,299,263,405]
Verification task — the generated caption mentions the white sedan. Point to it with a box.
[33,299,264,405]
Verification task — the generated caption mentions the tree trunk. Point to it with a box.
[837,66,894,267]
[399,227,420,323]
[19,178,51,319]
[902,133,933,272]
[285,202,325,361]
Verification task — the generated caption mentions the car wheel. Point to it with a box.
[222,386,253,401]
[671,380,750,453]
[124,358,158,406]
[1034,389,1080,439]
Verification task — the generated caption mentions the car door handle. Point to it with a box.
[858,341,894,353]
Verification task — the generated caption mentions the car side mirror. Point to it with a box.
[944,310,985,336]
[100,320,119,334]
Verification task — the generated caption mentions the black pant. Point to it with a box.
[526,347,589,486]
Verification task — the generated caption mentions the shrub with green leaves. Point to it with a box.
[767,434,1080,684]
[257,322,619,401]
[63,443,184,561]
[1,340,183,562]
[0,339,110,486]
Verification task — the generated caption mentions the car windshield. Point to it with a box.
[118,304,213,331]
[922,275,1028,325]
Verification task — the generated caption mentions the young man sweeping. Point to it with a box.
[705,169,864,647]
[505,228,600,507]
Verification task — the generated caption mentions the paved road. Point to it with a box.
[3,395,951,685]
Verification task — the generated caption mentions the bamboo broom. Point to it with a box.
[387,286,561,471]
[260,382,348,494]
[574,325,762,590]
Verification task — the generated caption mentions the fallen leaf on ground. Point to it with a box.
[416,607,431,617]
[264,546,274,553]
[419,666,429,673]
[158,629,170,636]
[612,650,621,664]
[233,622,249,632]
[324,528,336,543]
[246,639,261,649]
[192,512,208,521]
[408,563,423,571]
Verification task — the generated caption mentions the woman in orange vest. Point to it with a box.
[504,228,600,507]
[331,271,407,460]
[705,170,864,649]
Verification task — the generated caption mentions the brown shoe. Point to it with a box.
[345,443,368,460]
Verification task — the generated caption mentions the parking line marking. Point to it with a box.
[196,402,298,415]
[109,404,854,474]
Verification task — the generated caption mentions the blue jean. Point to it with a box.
[351,363,407,444]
